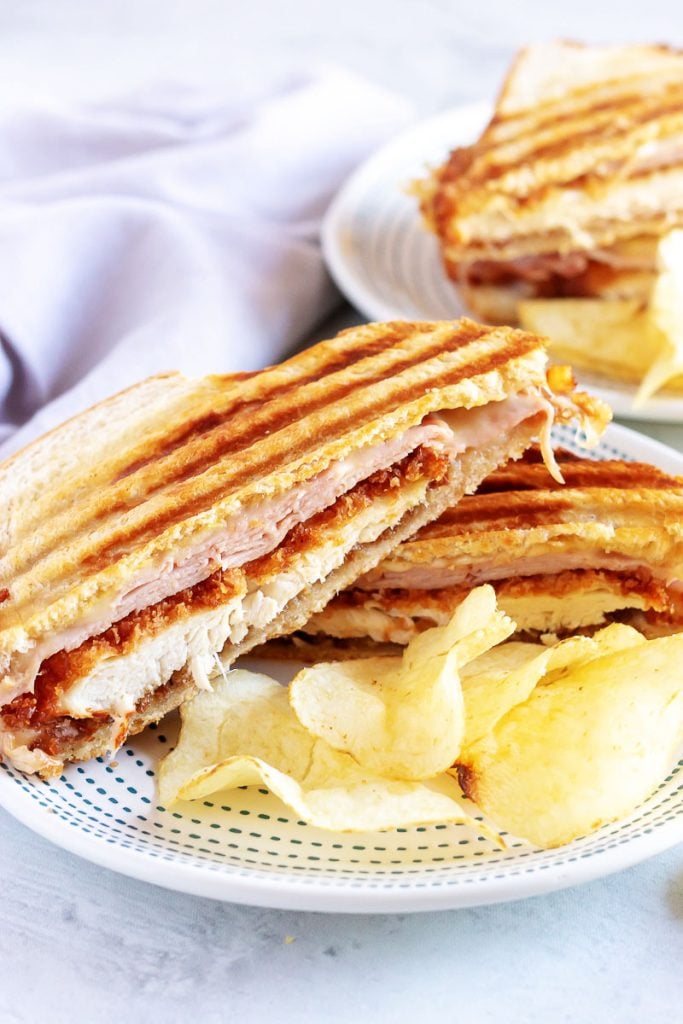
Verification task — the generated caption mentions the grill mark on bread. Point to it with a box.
[493,60,683,132]
[115,322,487,490]
[427,69,683,239]
[506,100,683,171]
[427,493,578,532]
[2,447,448,726]
[11,323,521,585]
[449,93,653,183]
[462,93,683,187]
[507,165,683,217]
[114,332,414,482]
[443,78,683,165]
[437,132,683,226]
[398,450,683,541]
[152,323,489,488]
[4,320,492,586]
[476,449,682,492]
[489,84,673,137]
[2,325,423,552]
[81,332,537,570]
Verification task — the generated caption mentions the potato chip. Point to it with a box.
[459,641,544,751]
[289,586,514,780]
[181,755,480,834]
[637,229,683,404]
[457,634,683,847]
[157,670,312,806]
[518,297,670,386]
[537,622,645,685]
[519,231,683,404]
[458,625,643,757]
[158,670,489,833]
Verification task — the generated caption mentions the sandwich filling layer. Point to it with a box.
[0,390,555,706]
[303,570,676,646]
[0,448,448,774]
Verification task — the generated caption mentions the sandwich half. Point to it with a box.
[283,446,683,655]
[416,41,683,323]
[0,319,607,776]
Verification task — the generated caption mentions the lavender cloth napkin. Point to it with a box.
[0,69,412,458]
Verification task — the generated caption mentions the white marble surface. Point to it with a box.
[0,3,681,1021]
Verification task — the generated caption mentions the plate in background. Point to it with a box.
[322,103,683,424]
[0,423,681,912]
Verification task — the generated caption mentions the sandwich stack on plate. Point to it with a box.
[0,318,606,776]
[416,41,683,324]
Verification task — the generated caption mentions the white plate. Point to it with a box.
[322,103,683,424]
[1,423,682,912]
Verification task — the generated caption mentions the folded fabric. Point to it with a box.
[0,69,413,457]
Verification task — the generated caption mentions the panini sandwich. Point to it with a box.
[417,41,683,323]
[0,319,605,776]
[292,447,683,651]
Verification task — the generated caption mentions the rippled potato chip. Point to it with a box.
[459,641,543,752]
[290,586,514,780]
[457,634,683,847]
[158,670,487,833]
[637,229,683,403]
[520,230,683,404]
[537,623,645,685]
[459,624,645,757]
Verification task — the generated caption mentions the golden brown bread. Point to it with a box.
[356,448,683,590]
